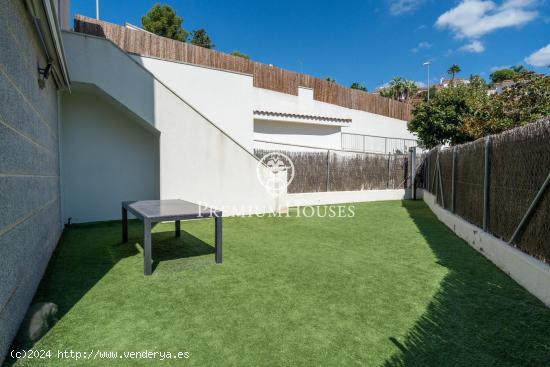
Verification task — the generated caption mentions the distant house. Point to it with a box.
[438,77,470,89]
[488,80,515,95]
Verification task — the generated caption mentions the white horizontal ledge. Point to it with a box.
[422,190,550,308]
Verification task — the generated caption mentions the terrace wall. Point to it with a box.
[0,1,62,361]
[73,15,413,122]
[62,31,279,218]
[61,87,161,223]
[132,54,256,152]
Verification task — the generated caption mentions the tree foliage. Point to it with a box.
[230,50,250,59]
[350,82,368,92]
[490,68,516,83]
[489,65,528,84]
[141,3,188,42]
[325,77,336,83]
[421,85,438,102]
[511,65,527,73]
[379,77,417,102]
[447,64,461,82]
[408,72,550,148]
[190,28,214,49]
[408,82,486,148]
[464,72,550,139]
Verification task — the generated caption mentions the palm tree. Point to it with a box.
[392,78,415,101]
[388,77,406,100]
[402,80,418,101]
[447,64,461,85]
[384,77,418,102]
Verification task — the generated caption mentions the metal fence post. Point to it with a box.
[326,149,330,192]
[483,136,491,231]
[411,147,417,199]
[387,153,391,188]
[451,147,456,213]
[404,156,409,189]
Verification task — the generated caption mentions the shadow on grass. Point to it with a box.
[6,220,214,357]
[148,224,214,272]
[38,220,214,316]
[383,201,550,367]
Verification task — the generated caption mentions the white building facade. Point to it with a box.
[133,54,418,154]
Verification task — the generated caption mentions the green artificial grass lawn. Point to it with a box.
[8,201,550,366]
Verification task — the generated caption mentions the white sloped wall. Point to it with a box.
[62,31,277,217]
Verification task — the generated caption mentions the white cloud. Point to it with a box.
[411,41,432,53]
[525,43,550,67]
[490,64,511,71]
[500,0,537,10]
[435,0,538,39]
[459,40,485,53]
[389,0,425,15]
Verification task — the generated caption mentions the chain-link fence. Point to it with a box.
[341,133,421,154]
[255,149,410,194]
[419,118,550,264]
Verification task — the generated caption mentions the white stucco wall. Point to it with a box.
[341,109,415,140]
[62,31,277,217]
[125,54,416,152]
[132,55,255,152]
[61,87,160,223]
[253,86,416,150]
[152,79,277,214]
[254,119,342,150]
[254,87,335,117]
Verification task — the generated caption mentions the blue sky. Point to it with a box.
[71,0,549,90]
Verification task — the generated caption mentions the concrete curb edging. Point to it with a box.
[422,190,550,307]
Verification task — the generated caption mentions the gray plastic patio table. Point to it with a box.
[122,200,222,275]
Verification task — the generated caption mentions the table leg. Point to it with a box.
[144,219,152,275]
[175,220,181,238]
[122,206,128,243]
[215,216,222,263]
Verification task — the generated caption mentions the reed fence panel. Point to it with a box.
[488,120,550,262]
[453,140,485,228]
[420,118,550,263]
[254,149,408,194]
